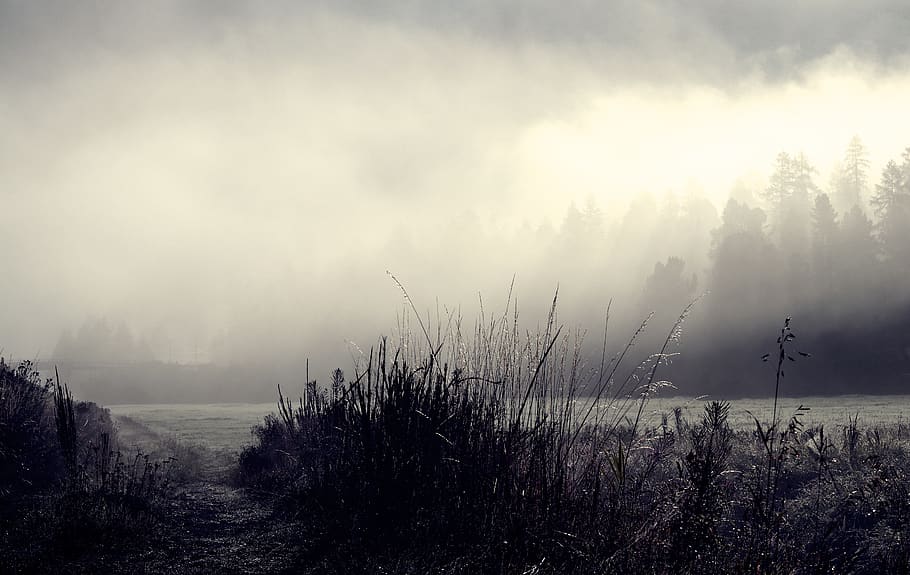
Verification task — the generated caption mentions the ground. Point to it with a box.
[82,416,303,575]
[141,481,301,574]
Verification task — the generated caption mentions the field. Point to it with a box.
[108,395,910,451]
[108,402,275,451]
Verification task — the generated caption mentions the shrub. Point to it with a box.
[0,359,173,571]
[0,360,58,499]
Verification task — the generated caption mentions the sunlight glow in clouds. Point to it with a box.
[514,56,910,221]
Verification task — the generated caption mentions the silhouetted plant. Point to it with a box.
[742,316,812,569]
[0,359,174,570]
[0,360,57,499]
[239,294,704,572]
[53,374,77,482]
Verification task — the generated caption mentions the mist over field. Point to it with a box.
[9,4,910,574]
[2,1,910,402]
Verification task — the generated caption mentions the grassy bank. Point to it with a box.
[0,359,173,572]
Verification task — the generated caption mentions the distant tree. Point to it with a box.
[78,318,113,362]
[729,178,759,206]
[640,256,697,321]
[581,196,605,240]
[811,193,839,288]
[552,202,585,272]
[53,329,76,361]
[841,205,877,261]
[707,199,780,329]
[711,198,767,255]
[871,156,910,266]
[552,200,609,292]
[657,193,680,233]
[762,152,794,236]
[761,151,817,254]
[53,318,155,363]
[812,193,839,248]
[560,201,585,245]
[835,205,880,308]
[781,153,817,254]
[844,136,870,196]
[616,193,661,277]
[111,322,136,359]
[833,136,870,213]
[792,153,820,197]
[617,194,658,244]
[649,193,682,261]
[681,194,720,232]
[677,194,720,281]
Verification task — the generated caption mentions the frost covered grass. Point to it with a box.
[238,307,910,573]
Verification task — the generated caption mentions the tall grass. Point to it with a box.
[239,294,696,571]
[239,303,910,574]
[1,358,173,570]
[0,360,58,499]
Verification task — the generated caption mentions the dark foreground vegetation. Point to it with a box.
[0,359,173,572]
[5,313,910,573]
[239,314,910,574]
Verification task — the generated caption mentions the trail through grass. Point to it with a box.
[94,414,301,574]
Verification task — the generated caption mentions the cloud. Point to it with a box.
[4,1,910,86]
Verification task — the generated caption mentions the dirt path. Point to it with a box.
[135,482,301,574]
[107,416,304,574]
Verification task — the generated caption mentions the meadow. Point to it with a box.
[108,403,275,451]
[108,395,910,452]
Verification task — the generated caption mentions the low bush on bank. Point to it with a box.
[0,360,59,499]
[0,359,173,572]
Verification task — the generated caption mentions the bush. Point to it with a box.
[0,359,173,571]
[0,360,59,499]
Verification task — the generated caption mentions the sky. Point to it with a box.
[2,1,910,368]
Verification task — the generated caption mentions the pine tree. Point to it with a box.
[837,206,880,306]
[640,256,697,323]
[762,152,794,239]
[781,153,816,253]
[841,205,877,261]
[811,193,838,253]
[834,136,870,213]
[581,196,605,240]
[707,199,779,330]
[711,198,766,255]
[871,154,910,266]
[811,193,838,289]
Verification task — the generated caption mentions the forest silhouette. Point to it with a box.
[49,137,910,402]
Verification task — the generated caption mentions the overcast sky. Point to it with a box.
[2,1,910,363]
